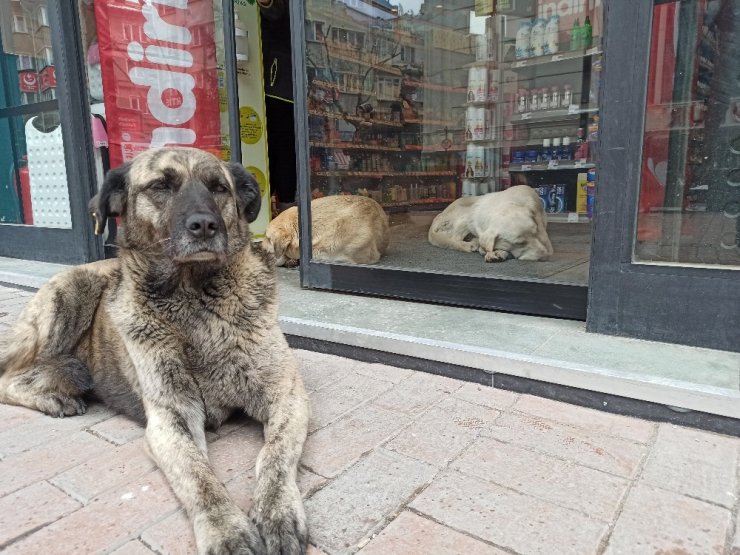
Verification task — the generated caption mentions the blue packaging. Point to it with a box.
[586,184,595,219]
[536,186,549,210]
[540,147,552,161]
[512,150,525,164]
[587,168,597,182]
[555,184,567,212]
[525,149,539,163]
[546,185,558,213]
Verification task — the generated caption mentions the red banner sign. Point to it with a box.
[18,71,39,93]
[93,0,221,167]
[39,66,56,91]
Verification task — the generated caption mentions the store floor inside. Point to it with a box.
[376,209,591,284]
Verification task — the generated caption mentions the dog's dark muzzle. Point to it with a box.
[171,181,227,263]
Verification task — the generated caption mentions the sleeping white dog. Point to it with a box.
[428,185,554,262]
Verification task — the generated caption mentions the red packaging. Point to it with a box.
[94,0,221,167]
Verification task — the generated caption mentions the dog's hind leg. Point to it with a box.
[428,222,479,252]
[0,268,104,417]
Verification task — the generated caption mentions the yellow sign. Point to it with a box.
[475,0,494,16]
[246,166,268,197]
[239,106,263,144]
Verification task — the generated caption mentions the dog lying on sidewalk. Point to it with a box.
[0,148,309,554]
[428,185,554,262]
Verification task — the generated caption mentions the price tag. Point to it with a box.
[567,212,580,223]
[568,104,580,115]
[521,112,532,120]
[513,60,526,68]
[586,47,599,56]
[574,160,586,168]
[551,54,564,62]
[521,164,532,171]
[547,159,558,169]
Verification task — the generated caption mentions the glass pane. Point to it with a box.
[296,1,603,286]
[635,0,740,268]
[0,0,71,228]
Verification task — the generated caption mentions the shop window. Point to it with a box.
[305,20,325,42]
[16,55,34,71]
[35,6,49,29]
[303,0,604,285]
[634,0,739,268]
[12,14,28,34]
[39,47,53,68]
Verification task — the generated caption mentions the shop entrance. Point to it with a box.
[289,1,603,320]
[0,1,100,264]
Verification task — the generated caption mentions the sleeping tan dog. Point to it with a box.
[263,195,390,266]
[428,185,554,262]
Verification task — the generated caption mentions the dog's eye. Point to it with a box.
[209,182,228,194]
[149,179,171,191]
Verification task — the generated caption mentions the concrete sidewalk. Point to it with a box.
[0,285,739,554]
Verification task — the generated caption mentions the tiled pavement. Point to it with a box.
[0,284,739,555]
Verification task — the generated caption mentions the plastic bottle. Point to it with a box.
[552,137,561,160]
[517,88,528,113]
[574,127,589,160]
[562,84,572,107]
[530,18,547,57]
[539,88,549,110]
[234,14,249,63]
[529,89,539,111]
[561,137,572,160]
[570,18,581,50]
[515,21,532,59]
[586,168,596,219]
[550,85,560,109]
[582,16,593,49]
[545,16,560,55]
[541,138,552,161]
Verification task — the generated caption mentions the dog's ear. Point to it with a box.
[228,162,262,223]
[89,162,131,235]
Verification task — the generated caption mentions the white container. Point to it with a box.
[475,68,487,101]
[465,144,476,177]
[563,84,573,106]
[517,89,528,113]
[529,89,539,111]
[515,21,532,59]
[545,16,560,55]
[473,146,486,177]
[485,109,495,139]
[473,108,486,140]
[530,18,547,57]
[463,179,475,196]
[487,69,499,102]
[465,106,476,140]
[467,68,477,102]
[474,34,488,61]
[551,86,560,109]
[539,88,549,110]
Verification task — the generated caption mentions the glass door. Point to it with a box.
[289,1,604,319]
[0,1,101,263]
[589,0,739,352]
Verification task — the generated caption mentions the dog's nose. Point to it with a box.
[185,213,219,240]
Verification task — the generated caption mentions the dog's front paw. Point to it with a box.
[484,249,511,263]
[251,484,308,555]
[194,508,265,555]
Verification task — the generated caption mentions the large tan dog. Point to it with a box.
[428,185,554,262]
[0,148,309,554]
[263,195,389,266]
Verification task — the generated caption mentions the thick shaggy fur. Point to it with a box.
[262,195,390,266]
[0,148,309,555]
[428,185,554,262]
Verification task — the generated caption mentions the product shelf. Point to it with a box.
[309,110,404,128]
[509,161,596,172]
[310,141,401,152]
[506,48,602,71]
[313,170,457,178]
[545,212,591,224]
[510,107,598,124]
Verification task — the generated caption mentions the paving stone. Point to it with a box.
[371,372,453,417]
[4,470,179,555]
[0,481,81,548]
[733,523,740,554]
[293,349,351,393]
[604,484,732,555]
[89,414,145,445]
[0,430,111,497]
[302,404,411,478]
[208,421,265,482]
[453,382,519,410]
[0,403,44,433]
[513,394,656,444]
[305,448,436,553]
[110,540,157,554]
[640,424,738,508]
[411,470,608,555]
[0,403,114,456]
[358,510,508,555]
[308,372,394,432]
[306,545,328,555]
[353,362,413,384]
[482,411,648,478]
[385,397,500,466]
[50,439,156,504]
[455,436,629,521]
